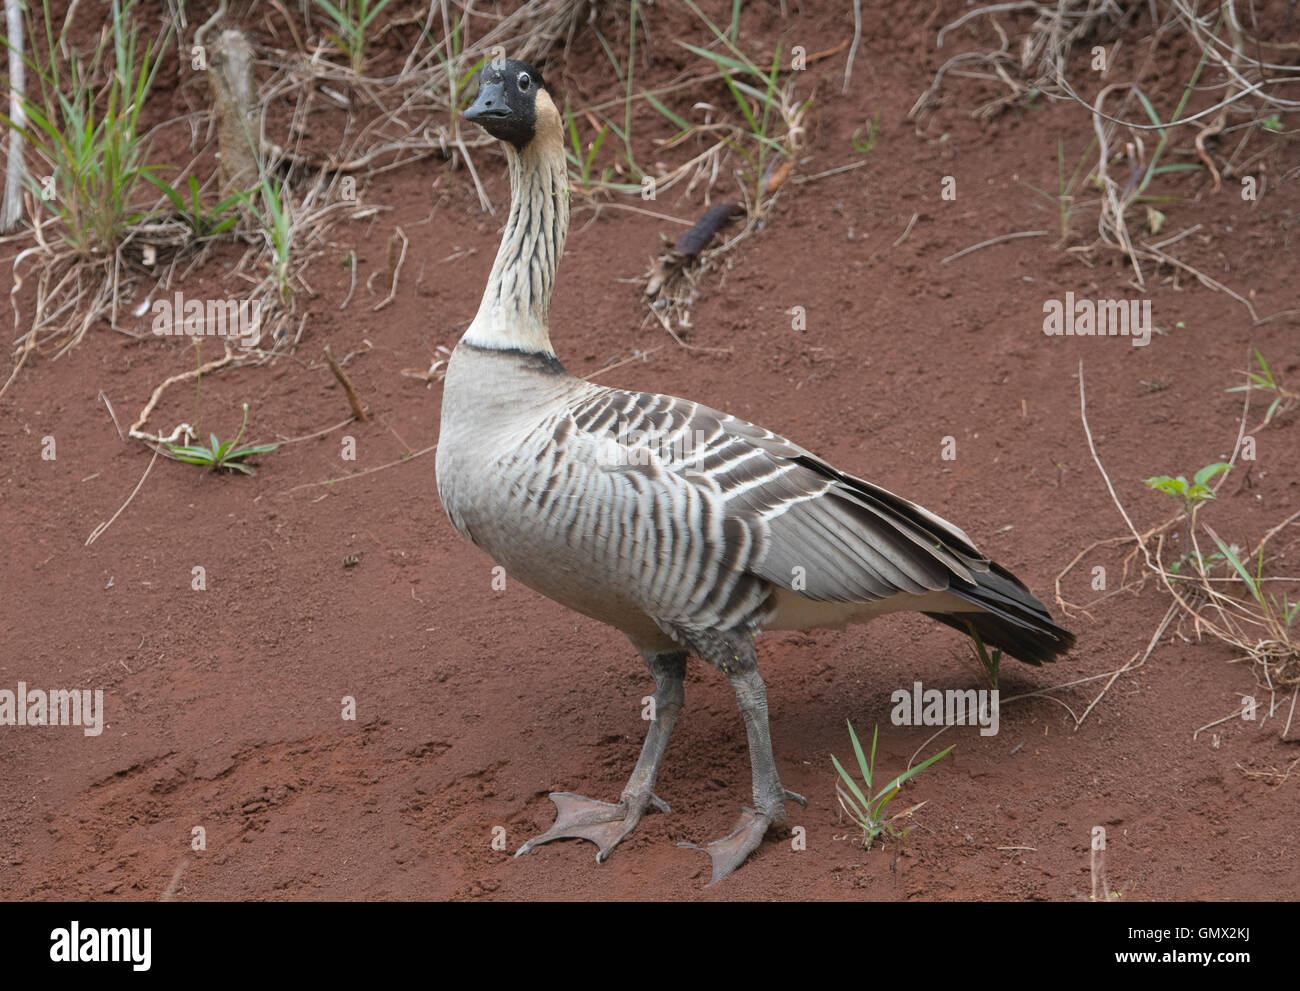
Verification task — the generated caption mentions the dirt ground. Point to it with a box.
[2,0,1298,902]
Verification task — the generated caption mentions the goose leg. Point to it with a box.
[515,650,686,863]
[681,667,807,885]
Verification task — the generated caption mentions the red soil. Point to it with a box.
[2,0,1297,901]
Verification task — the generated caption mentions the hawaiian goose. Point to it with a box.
[436,60,1074,884]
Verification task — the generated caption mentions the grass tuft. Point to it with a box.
[831,721,953,849]
[1,0,171,258]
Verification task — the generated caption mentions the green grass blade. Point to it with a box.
[593,29,625,84]
[585,125,609,175]
[874,745,955,803]
[1133,89,1166,135]
[1253,348,1276,386]
[830,752,870,814]
[1205,526,1265,608]
[167,449,216,464]
[721,75,759,135]
[315,0,348,27]
[871,783,901,810]
[167,444,214,458]
[676,41,753,76]
[641,90,691,133]
[358,0,394,30]
[141,171,186,212]
[867,723,881,791]
[845,719,870,782]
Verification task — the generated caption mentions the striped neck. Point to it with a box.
[462,109,570,357]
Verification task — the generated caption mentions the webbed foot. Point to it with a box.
[516,790,670,863]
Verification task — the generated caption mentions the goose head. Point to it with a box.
[464,58,555,150]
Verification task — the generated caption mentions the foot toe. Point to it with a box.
[679,809,773,885]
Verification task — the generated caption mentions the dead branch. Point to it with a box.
[324,344,368,421]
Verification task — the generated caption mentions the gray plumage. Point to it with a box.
[440,356,1070,661]
[437,59,1073,884]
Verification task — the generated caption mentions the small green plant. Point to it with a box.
[564,103,612,189]
[851,110,881,154]
[428,8,486,121]
[1127,66,1213,208]
[238,176,293,304]
[558,97,646,197]
[167,403,279,475]
[1022,136,1100,243]
[678,37,790,204]
[1144,462,1232,516]
[1205,527,1300,632]
[681,38,780,200]
[144,174,243,239]
[831,721,954,849]
[1145,462,1232,574]
[588,0,648,182]
[1168,547,1230,576]
[314,0,393,76]
[1226,348,1296,426]
[678,0,808,207]
[1260,113,1283,133]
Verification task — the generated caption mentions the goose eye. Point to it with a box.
[517,72,531,91]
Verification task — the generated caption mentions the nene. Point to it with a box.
[436,59,1075,884]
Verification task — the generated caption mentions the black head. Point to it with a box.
[464,58,549,149]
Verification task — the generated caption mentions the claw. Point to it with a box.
[515,790,668,863]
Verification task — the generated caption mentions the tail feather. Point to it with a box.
[926,561,1075,667]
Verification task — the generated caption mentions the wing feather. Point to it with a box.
[553,384,1071,661]
[565,387,986,616]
